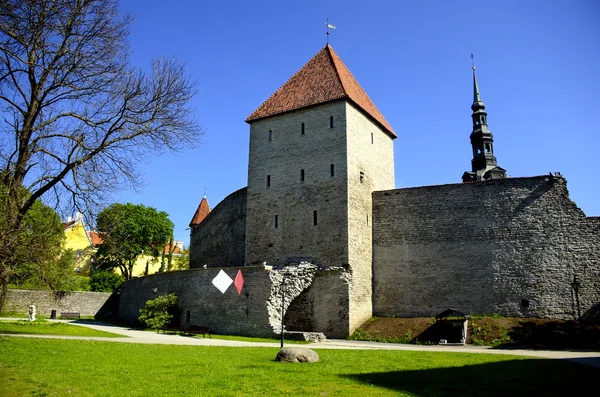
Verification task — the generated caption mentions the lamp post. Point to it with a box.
[572,275,581,322]
[280,276,286,349]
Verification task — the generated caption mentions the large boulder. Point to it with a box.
[275,347,319,363]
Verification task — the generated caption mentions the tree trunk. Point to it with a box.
[167,237,174,271]
[0,269,10,313]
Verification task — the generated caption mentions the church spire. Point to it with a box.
[472,68,484,109]
[462,58,507,182]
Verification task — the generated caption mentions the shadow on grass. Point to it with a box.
[342,358,597,396]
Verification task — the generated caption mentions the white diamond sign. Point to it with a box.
[212,269,233,294]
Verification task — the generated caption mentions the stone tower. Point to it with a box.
[244,45,396,333]
[462,66,507,182]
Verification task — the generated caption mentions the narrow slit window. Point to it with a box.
[274,215,278,229]
[360,171,364,183]
[330,164,335,177]
[371,133,374,144]
[301,122,305,135]
[329,116,334,128]
[301,169,305,181]
[313,210,318,225]
[267,175,271,187]
[268,130,272,142]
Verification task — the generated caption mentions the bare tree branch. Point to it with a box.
[0,0,202,310]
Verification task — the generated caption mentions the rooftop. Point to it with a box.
[246,44,396,138]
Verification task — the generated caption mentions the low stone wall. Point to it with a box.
[4,289,117,317]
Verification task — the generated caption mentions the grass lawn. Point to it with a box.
[0,320,124,338]
[0,338,596,396]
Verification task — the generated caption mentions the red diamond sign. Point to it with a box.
[234,269,244,295]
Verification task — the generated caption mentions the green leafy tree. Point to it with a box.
[0,0,201,311]
[2,187,78,292]
[138,293,177,331]
[95,203,174,280]
[89,270,124,292]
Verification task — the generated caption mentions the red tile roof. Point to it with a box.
[246,44,396,138]
[87,230,104,247]
[163,243,182,255]
[189,196,211,227]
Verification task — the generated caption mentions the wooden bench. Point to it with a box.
[182,325,211,338]
[60,312,80,319]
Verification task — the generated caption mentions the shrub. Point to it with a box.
[138,293,177,331]
[89,271,124,292]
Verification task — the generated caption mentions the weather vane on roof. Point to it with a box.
[471,53,476,71]
[326,19,335,44]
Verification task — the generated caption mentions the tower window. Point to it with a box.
[360,171,364,183]
[485,143,491,153]
[330,116,334,128]
[274,215,278,229]
[268,130,272,142]
[301,169,305,181]
[330,164,335,177]
[267,175,271,187]
[301,122,305,135]
[313,210,318,225]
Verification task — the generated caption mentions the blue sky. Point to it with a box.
[114,0,599,245]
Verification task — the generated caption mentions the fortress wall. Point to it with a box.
[119,267,274,337]
[345,102,395,332]
[372,176,600,320]
[189,187,247,269]
[284,268,351,338]
[119,265,352,337]
[245,101,349,267]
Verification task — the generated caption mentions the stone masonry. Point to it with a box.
[372,175,600,320]
[118,264,350,338]
[189,187,246,269]
[5,289,116,317]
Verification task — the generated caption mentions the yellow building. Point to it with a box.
[63,213,98,275]
[63,213,185,277]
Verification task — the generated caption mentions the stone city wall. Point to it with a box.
[119,264,351,338]
[4,289,116,317]
[189,187,247,269]
[372,175,600,321]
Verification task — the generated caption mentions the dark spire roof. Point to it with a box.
[471,68,485,111]
[246,44,396,138]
